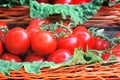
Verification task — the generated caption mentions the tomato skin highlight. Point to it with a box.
[0,53,22,62]
[54,0,74,4]
[48,49,72,64]
[31,30,57,56]
[24,53,45,62]
[5,27,31,55]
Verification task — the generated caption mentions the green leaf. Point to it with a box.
[23,61,57,74]
[107,55,117,61]
[62,48,88,66]
[85,51,104,64]
[60,48,104,67]
[9,62,22,71]
[30,0,104,25]
[0,0,32,8]
[107,0,120,6]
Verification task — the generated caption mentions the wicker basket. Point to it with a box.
[0,2,120,27]
[0,61,119,79]
[0,2,120,80]
[0,6,31,26]
[83,2,120,27]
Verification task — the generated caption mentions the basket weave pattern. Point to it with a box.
[0,6,31,26]
[0,3,120,27]
[0,2,120,80]
[83,3,120,27]
[0,61,120,79]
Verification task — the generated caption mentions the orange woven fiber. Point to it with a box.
[0,61,120,80]
[82,2,120,27]
[0,6,31,26]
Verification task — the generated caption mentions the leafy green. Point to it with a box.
[0,60,22,75]
[107,0,120,6]
[30,0,104,25]
[23,61,57,74]
[60,48,104,67]
[0,0,33,8]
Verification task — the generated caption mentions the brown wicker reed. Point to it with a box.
[0,3,120,27]
[83,2,120,27]
[0,61,120,80]
[0,6,31,26]
[0,2,120,80]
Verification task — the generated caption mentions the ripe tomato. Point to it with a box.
[24,53,45,62]
[0,53,22,62]
[29,18,49,26]
[112,52,120,60]
[111,44,120,53]
[36,0,49,3]
[31,30,57,56]
[110,0,115,2]
[48,49,72,64]
[73,26,95,51]
[73,0,87,4]
[86,0,92,3]
[0,20,7,27]
[26,25,40,36]
[114,32,120,38]
[93,37,110,50]
[0,20,8,45]
[57,34,84,53]
[101,53,111,60]
[54,0,74,4]
[0,40,3,55]
[5,27,31,55]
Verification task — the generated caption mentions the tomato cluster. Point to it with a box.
[0,19,120,64]
[36,0,92,4]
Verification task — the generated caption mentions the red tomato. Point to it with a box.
[73,0,87,4]
[48,49,72,64]
[1,53,22,62]
[86,0,92,3]
[110,0,115,2]
[73,26,95,51]
[112,52,120,60]
[31,30,57,56]
[111,44,120,53]
[26,25,40,36]
[0,20,8,45]
[29,18,49,26]
[73,26,88,32]
[54,0,74,4]
[114,32,120,38]
[93,37,110,50]
[36,0,49,3]
[24,53,45,62]
[57,34,84,53]
[0,20,7,27]
[101,53,111,60]
[0,40,3,55]
[5,27,31,55]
